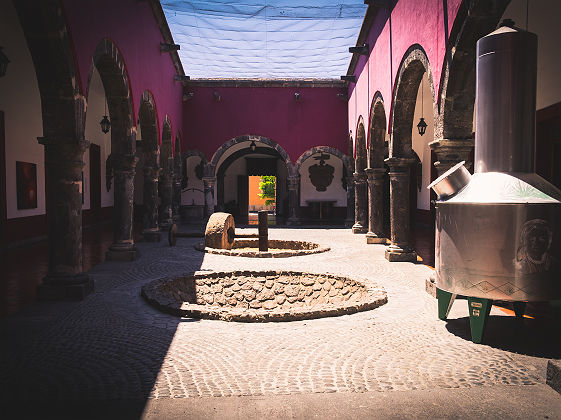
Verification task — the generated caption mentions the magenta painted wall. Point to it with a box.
[61,0,183,148]
[183,86,349,164]
[348,0,463,150]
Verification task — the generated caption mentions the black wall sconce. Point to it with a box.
[214,91,221,102]
[294,92,301,101]
[249,140,257,152]
[0,47,10,78]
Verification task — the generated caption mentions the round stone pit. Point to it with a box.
[194,239,330,258]
[141,270,387,322]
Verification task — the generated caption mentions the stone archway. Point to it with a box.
[91,38,138,261]
[434,0,510,176]
[138,91,161,241]
[386,44,436,262]
[15,0,93,298]
[295,146,352,224]
[159,117,173,228]
[207,135,292,222]
[353,117,368,233]
[366,93,389,244]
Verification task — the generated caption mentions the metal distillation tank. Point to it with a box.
[428,24,561,343]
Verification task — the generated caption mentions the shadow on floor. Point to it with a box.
[445,314,561,358]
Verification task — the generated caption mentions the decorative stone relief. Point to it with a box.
[308,153,334,192]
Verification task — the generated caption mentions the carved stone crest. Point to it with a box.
[308,154,334,192]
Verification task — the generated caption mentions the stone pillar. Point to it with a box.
[106,154,139,261]
[384,157,417,262]
[365,167,387,244]
[159,159,173,228]
[352,172,368,233]
[203,176,216,218]
[429,138,474,176]
[36,138,93,300]
[172,155,182,223]
[142,165,161,242]
[345,174,355,228]
[287,175,300,225]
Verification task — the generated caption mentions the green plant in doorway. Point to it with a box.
[258,176,276,206]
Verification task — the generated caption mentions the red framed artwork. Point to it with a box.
[16,161,37,210]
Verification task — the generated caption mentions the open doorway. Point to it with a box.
[247,175,276,224]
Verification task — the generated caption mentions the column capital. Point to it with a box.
[353,171,367,183]
[365,167,386,180]
[384,157,416,171]
[429,137,474,175]
[203,176,216,187]
[287,175,300,190]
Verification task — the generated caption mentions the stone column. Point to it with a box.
[159,158,173,228]
[429,138,474,176]
[352,172,368,233]
[172,155,182,223]
[365,167,387,244]
[106,154,139,261]
[287,175,300,225]
[384,157,417,262]
[345,174,355,228]
[142,165,161,242]
[36,137,93,300]
[202,176,216,218]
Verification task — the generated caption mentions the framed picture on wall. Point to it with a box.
[16,161,37,210]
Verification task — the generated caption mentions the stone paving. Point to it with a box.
[0,224,559,407]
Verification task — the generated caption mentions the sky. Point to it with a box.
[161,0,368,79]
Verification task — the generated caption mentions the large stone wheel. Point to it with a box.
[205,212,235,250]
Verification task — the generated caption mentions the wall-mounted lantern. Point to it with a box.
[0,47,10,78]
[294,92,301,101]
[214,91,221,102]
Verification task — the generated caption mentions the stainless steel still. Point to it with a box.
[430,25,561,302]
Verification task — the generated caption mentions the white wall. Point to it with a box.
[299,154,347,207]
[0,1,45,219]
[84,67,113,209]
[182,156,205,205]
[411,72,434,211]
[223,158,246,204]
[502,0,561,110]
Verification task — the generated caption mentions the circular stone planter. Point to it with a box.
[141,270,387,322]
[194,239,330,258]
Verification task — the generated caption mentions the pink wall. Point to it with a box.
[61,0,183,148]
[183,86,349,164]
[348,0,463,149]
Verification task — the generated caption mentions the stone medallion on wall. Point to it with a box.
[308,153,334,192]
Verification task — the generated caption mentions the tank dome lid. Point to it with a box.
[444,172,561,204]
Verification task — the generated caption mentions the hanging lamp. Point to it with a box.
[417,76,427,136]
[100,97,111,134]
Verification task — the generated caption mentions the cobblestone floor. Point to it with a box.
[0,225,559,407]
